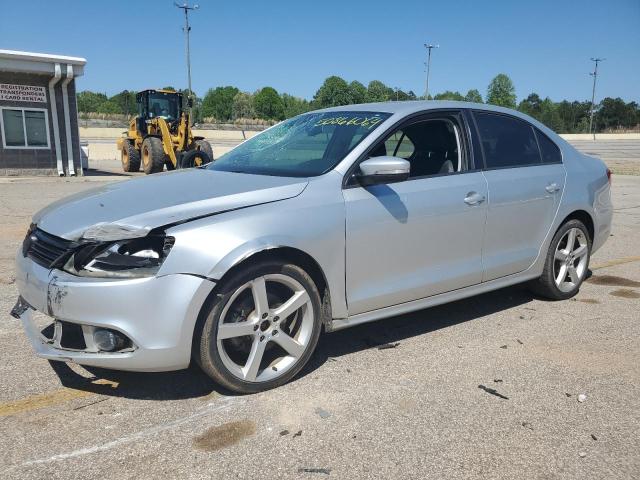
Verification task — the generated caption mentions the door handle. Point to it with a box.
[464,191,485,205]
[545,182,560,193]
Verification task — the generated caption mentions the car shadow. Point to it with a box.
[49,283,538,400]
[49,361,226,399]
[302,284,536,377]
[365,184,408,223]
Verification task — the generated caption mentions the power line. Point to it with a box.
[423,44,439,99]
[588,57,605,139]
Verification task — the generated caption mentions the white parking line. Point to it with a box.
[11,396,242,469]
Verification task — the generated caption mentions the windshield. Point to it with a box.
[208,111,391,177]
[148,92,180,121]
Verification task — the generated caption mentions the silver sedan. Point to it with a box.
[12,101,613,393]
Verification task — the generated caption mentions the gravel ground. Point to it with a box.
[0,173,638,479]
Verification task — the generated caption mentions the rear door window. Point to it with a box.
[473,112,541,168]
[535,129,562,164]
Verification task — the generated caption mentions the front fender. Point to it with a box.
[159,176,347,318]
[205,236,301,280]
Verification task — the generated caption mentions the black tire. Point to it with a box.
[529,219,592,300]
[194,260,322,394]
[181,148,211,169]
[141,137,165,174]
[194,139,214,163]
[121,141,140,172]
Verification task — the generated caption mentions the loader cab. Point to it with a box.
[136,90,183,130]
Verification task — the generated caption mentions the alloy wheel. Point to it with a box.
[216,274,315,383]
[553,227,589,293]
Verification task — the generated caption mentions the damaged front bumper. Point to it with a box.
[13,250,215,372]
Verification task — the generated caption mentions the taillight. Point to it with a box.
[606,168,612,184]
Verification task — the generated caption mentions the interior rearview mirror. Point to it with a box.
[356,156,410,186]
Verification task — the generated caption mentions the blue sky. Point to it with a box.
[1,0,638,103]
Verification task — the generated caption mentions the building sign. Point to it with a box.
[0,84,47,103]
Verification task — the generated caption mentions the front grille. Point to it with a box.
[23,227,74,268]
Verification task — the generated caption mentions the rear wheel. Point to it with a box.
[121,141,140,172]
[195,261,322,393]
[141,137,165,174]
[194,139,214,163]
[529,219,591,300]
[181,148,211,169]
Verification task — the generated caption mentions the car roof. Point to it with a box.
[318,100,514,116]
[315,100,562,141]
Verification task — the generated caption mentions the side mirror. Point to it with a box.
[356,156,410,186]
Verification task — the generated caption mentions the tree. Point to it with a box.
[162,86,176,91]
[96,100,121,114]
[109,90,137,115]
[518,93,543,118]
[76,91,108,112]
[539,98,564,132]
[349,81,367,104]
[465,89,483,103]
[486,74,516,108]
[393,89,416,101]
[556,100,591,133]
[282,94,311,118]
[405,90,418,101]
[314,76,352,108]
[366,80,393,102]
[433,90,465,101]
[201,86,240,121]
[254,87,285,120]
[231,92,255,120]
[596,97,639,131]
[191,95,203,124]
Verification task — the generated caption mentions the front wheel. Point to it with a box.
[529,219,591,300]
[195,261,322,393]
[141,137,166,174]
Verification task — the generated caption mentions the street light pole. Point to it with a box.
[174,2,199,101]
[589,57,605,140]
[423,43,439,99]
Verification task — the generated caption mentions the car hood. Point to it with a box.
[34,169,308,240]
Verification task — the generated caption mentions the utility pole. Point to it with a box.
[589,57,605,140]
[123,90,129,118]
[174,2,199,110]
[423,43,439,99]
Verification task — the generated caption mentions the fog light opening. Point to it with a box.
[93,328,130,352]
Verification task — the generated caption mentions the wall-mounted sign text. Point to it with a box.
[0,84,47,103]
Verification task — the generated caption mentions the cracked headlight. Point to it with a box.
[63,233,174,278]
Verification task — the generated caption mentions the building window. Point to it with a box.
[1,107,50,149]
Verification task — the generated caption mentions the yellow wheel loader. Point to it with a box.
[117,89,213,174]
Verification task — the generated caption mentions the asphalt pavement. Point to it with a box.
[0,173,639,479]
